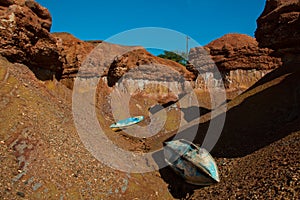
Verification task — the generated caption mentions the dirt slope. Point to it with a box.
[1,52,299,199]
[0,56,173,199]
[177,55,300,199]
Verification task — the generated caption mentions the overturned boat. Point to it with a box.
[110,116,144,131]
[164,139,220,185]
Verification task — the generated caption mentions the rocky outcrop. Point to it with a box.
[256,0,300,53]
[52,32,96,89]
[106,48,196,104]
[189,34,282,94]
[205,34,281,71]
[0,0,103,86]
[107,48,195,87]
[0,0,62,80]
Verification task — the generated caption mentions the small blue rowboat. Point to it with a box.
[110,116,144,131]
[164,139,220,185]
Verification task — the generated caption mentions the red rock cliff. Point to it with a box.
[189,34,282,96]
[255,0,300,54]
[52,32,96,89]
[0,0,62,80]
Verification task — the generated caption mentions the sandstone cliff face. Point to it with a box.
[52,32,96,89]
[106,48,196,104]
[0,0,62,80]
[107,48,195,87]
[0,0,102,87]
[256,0,300,53]
[189,34,282,95]
[0,1,288,104]
[205,34,281,71]
[108,33,283,103]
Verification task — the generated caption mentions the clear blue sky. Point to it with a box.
[36,0,265,52]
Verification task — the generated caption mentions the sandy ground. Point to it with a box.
[0,55,299,199]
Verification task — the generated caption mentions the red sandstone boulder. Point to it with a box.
[189,34,282,95]
[52,32,97,88]
[205,33,282,71]
[0,0,62,80]
[255,0,300,53]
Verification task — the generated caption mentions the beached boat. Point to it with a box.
[110,116,144,131]
[164,139,220,185]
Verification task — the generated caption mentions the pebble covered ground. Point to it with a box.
[0,56,299,199]
[0,57,171,199]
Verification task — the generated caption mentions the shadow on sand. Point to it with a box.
[155,58,300,198]
[152,150,205,199]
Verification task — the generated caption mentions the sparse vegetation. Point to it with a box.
[157,50,188,66]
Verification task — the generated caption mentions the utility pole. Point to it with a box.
[186,35,190,60]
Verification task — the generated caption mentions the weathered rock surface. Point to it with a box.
[52,32,97,88]
[107,48,196,87]
[189,34,282,94]
[205,34,281,71]
[106,48,196,104]
[0,0,62,80]
[256,0,300,53]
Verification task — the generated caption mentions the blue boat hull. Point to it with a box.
[164,139,220,185]
[110,116,144,129]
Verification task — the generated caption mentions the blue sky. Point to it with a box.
[36,0,265,53]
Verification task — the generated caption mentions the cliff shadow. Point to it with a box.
[163,60,300,158]
[152,150,204,199]
[154,62,300,198]
[149,102,211,123]
[198,67,299,157]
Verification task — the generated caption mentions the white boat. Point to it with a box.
[164,139,220,185]
[110,116,144,131]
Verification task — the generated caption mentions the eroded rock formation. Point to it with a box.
[53,32,97,88]
[106,48,196,104]
[256,0,300,54]
[189,34,282,95]
[0,0,62,80]
[107,48,195,87]
[205,34,281,71]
